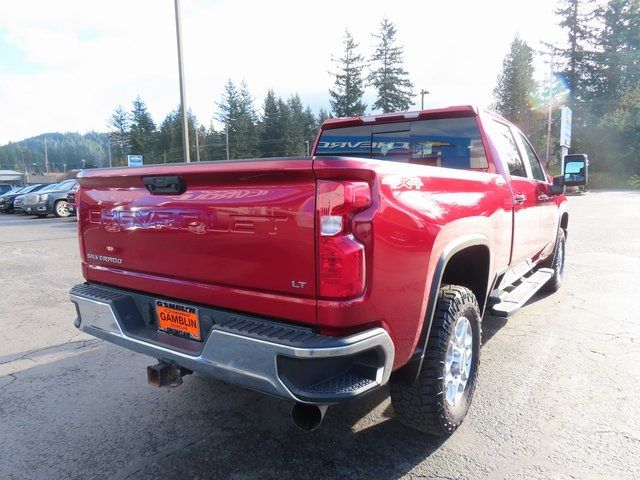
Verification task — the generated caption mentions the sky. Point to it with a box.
[0,0,566,145]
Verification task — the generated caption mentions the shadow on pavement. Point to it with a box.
[481,314,508,345]
[0,342,448,480]
[482,287,556,346]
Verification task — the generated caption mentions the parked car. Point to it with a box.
[69,106,587,435]
[0,184,14,195]
[23,179,78,217]
[0,184,47,213]
[66,183,79,216]
[0,186,23,198]
[13,193,28,213]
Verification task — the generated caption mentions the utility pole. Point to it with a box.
[195,127,201,161]
[225,121,230,161]
[44,138,49,173]
[304,140,310,156]
[174,0,190,162]
[420,89,430,110]
[545,93,554,168]
[539,43,559,168]
[107,138,113,168]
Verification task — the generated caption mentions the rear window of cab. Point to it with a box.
[315,117,489,170]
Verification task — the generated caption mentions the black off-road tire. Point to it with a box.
[542,228,566,293]
[390,285,481,436]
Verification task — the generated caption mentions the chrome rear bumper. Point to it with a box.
[70,283,394,404]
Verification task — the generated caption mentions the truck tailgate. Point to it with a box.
[77,159,317,321]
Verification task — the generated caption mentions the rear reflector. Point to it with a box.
[319,235,365,298]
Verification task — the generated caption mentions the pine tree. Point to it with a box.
[593,0,640,114]
[317,108,332,126]
[329,30,367,117]
[303,106,318,153]
[555,0,597,105]
[237,80,260,158]
[601,82,640,176]
[259,90,283,158]
[277,98,293,156]
[107,105,130,166]
[155,108,197,163]
[129,96,157,162]
[287,94,307,155]
[492,35,538,132]
[217,80,259,159]
[368,18,414,113]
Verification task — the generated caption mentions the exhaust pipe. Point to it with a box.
[290,403,328,432]
[147,362,191,388]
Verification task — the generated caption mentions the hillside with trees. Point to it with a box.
[0,131,108,173]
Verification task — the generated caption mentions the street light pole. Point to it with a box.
[44,138,49,173]
[420,89,430,110]
[174,0,190,163]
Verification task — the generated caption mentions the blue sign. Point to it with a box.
[127,155,143,167]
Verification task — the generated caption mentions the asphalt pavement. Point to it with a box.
[1,191,639,480]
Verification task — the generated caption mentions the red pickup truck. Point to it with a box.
[70,106,586,435]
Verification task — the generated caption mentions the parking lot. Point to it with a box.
[0,191,639,480]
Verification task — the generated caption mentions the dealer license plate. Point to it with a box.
[155,300,201,341]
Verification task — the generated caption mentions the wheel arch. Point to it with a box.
[560,211,569,236]
[391,234,492,385]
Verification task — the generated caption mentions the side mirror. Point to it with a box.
[563,154,588,187]
[549,175,565,196]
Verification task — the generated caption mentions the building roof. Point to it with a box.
[0,170,23,181]
[26,174,64,185]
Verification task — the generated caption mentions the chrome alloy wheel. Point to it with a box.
[444,316,473,407]
[56,201,70,217]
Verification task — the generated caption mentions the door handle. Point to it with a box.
[513,194,526,204]
[537,194,550,202]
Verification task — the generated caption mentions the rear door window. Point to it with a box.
[517,133,547,182]
[487,120,527,178]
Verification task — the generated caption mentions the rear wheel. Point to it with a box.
[54,200,70,218]
[390,285,481,436]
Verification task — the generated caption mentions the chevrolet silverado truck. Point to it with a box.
[69,106,587,434]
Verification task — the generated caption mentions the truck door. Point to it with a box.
[486,119,541,265]
[514,131,558,255]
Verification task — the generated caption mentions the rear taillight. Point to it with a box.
[317,180,371,299]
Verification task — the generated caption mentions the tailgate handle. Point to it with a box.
[143,176,186,195]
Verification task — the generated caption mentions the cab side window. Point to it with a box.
[489,120,527,177]
[518,133,547,182]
